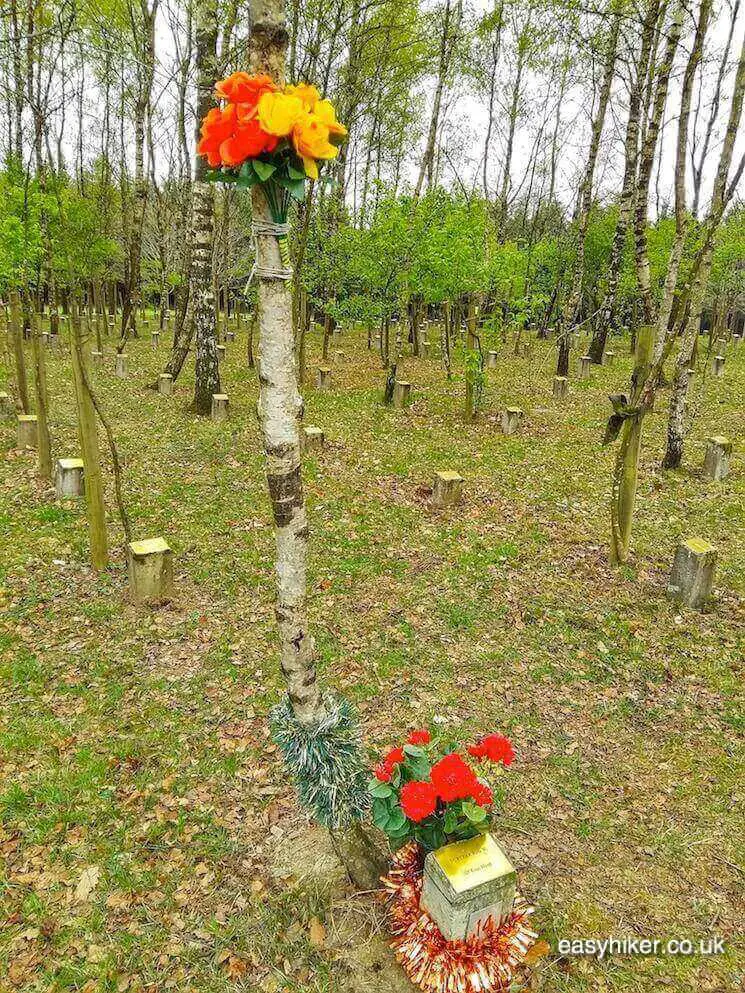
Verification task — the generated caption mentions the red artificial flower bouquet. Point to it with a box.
[369,728,514,851]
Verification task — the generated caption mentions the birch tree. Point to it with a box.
[192,0,221,414]
[556,6,620,377]
[588,0,660,364]
[662,27,745,468]
[248,0,384,887]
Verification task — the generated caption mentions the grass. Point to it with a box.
[0,316,743,992]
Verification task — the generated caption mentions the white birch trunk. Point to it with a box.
[250,0,325,726]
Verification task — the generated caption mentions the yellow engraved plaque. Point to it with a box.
[434,834,513,894]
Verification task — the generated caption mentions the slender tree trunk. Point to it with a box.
[633,4,683,323]
[654,0,710,363]
[496,32,527,242]
[690,0,739,217]
[414,0,458,198]
[119,1,158,351]
[192,0,221,413]
[662,27,745,468]
[557,9,620,376]
[589,0,658,364]
[70,306,109,571]
[30,310,52,480]
[9,289,30,412]
[249,0,324,725]
[610,323,654,564]
[464,295,476,420]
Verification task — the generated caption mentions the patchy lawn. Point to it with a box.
[1,318,743,992]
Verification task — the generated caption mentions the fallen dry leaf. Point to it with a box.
[308,916,326,947]
[525,939,551,965]
[74,866,101,903]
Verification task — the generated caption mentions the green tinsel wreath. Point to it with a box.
[269,693,370,828]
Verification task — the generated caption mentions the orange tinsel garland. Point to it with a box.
[382,841,537,993]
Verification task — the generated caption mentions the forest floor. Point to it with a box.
[1,317,743,993]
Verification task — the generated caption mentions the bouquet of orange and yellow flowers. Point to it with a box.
[198,72,347,218]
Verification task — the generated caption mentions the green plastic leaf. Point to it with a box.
[369,781,393,798]
[372,798,390,829]
[462,801,488,823]
[405,757,431,780]
[276,174,307,202]
[287,178,306,202]
[387,809,406,832]
[253,160,277,182]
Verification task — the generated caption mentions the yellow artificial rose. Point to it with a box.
[257,91,303,136]
[292,113,339,178]
[285,83,321,111]
[314,99,347,139]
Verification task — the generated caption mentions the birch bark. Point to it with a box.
[556,9,619,376]
[249,0,324,725]
[588,0,659,364]
[192,0,221,413]
[662,29,745,468]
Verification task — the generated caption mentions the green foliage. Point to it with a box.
[0,162,120,293]
[299,188,741,338]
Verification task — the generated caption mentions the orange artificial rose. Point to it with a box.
[219,119,279,167]
[291,113,339,178]
[197,105,238,167]
[197,102,279,168]
[215,72,276,107]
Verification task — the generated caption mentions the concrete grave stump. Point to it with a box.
[115,353,128,378]
[216,344,226,363]
[392,381,412,409]
[553,375,568,398]
[211,393,229,421]
[317,366,332,390]
[485,350,498,369]
[225,330,235,343]
[303,425,325,452]
[667,537,717,609]
[603,350,615,366]
[91,350,104,368]
[158,373,173,396]
[712,354,725,376]
[55,458,85,498]
[151,331,160,349]
[500,407,524,436]
[127,537,174,606]
[704,436,732,481]
[432,470,463,508]
[17,414,38,449]
[420,834,517,942]
[579,355,592,378]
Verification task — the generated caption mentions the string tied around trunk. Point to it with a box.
[251,220,293,281]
